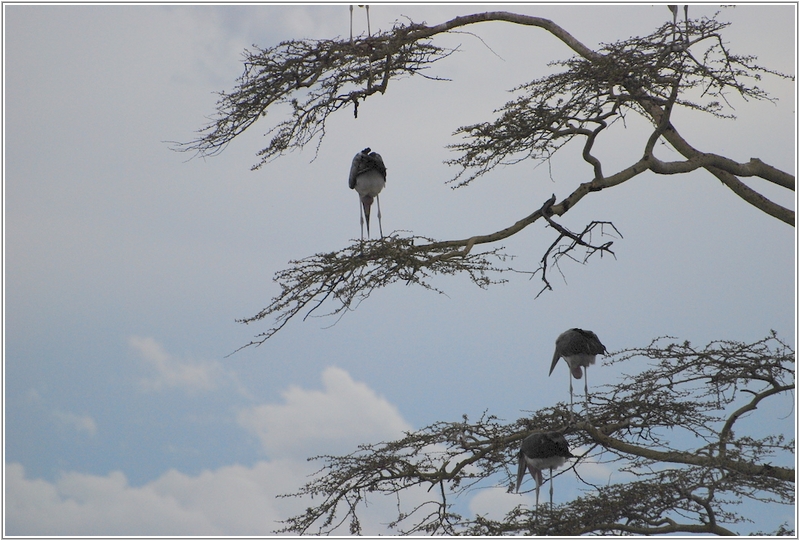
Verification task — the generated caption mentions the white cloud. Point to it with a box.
[6,456,435,536]
[4,460,306,535]
[469,486,535,521]
[129,336,227,393]
[237,366,412,458]
[572,445,623,485]
[53,410,97,436]
[6,366,423,535]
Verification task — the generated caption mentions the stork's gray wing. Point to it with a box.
[368,152,387,180]
[558,328,607,357]
[521,432,549,458]
[349,150,386,188]
[574,329,606,355]
[348,152,363,189]
[550,330,576,376]
[545,432,574,458]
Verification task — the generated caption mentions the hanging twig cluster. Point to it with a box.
[232,233,511,350]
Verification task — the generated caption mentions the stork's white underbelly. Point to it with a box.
[564,353,597,369]
[526,455,568,470]
[355,170,385,197]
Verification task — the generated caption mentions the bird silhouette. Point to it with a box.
[349,147,386,239]
[549,328,607,418]
[516,431,575,510]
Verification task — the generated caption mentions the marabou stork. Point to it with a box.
[516,431,575,510]
[549,328,607,417]
[668,5,689,41]
[349,147,386,239]
[349,4,371,43]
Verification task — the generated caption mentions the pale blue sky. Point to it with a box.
[4,3,795,535]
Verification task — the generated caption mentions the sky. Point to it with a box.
[3,3,796,536]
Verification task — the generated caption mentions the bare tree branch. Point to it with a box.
[274,334,794,535]
[177,9,793,340]
[232,233,512,349]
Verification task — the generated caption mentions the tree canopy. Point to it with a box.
[178,10,793,348]
[177,8,795,535]
[275,333,794,535]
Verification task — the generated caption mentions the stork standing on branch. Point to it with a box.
[668,5,689,42]
[349,4,371,43]
[516,431,575,510]
[549,328,607,418]
[349,147,386,239]
[668,5,679,27]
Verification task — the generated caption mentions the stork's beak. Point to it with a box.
[361,195,374,235]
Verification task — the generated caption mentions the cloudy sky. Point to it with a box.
[4,3,795,535]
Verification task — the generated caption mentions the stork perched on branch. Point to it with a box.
[549,328,606,418]
[349,4,371,43]
[668,5,689,42]
[516,431,575,510]
[349,148,386,239]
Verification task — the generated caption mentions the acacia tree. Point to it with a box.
[178,10,793,346]
[276,333,794,535]
[177,8,795,535]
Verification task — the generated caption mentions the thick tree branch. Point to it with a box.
[581,520,737,536]
[579,419,794,482]
[718,382,791,462]
[649,154,794,190]
[636,98,794,224]
[403,11,602,61]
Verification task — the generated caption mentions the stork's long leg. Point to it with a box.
[684,5,689,38]
[584,366,590,419]
[549,467,554,507]
[349,5,354,43]
[568,372,575,422]
[365,5,371,37]
[670,6,677,41]
[376,195,383,238]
